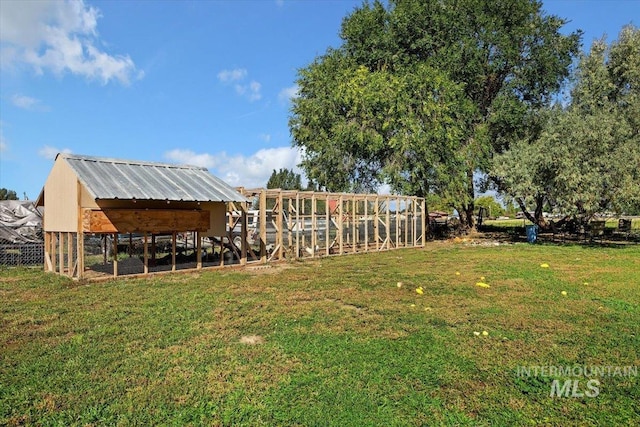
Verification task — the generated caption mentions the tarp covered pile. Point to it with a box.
[0,200,43,244]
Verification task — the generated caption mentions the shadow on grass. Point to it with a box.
[476,224,639,249]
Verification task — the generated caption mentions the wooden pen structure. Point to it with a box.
[37,154,249,280]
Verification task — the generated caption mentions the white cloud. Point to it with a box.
[164,146,304,188]
[259,134,271,143]
[217,68,247,83]
[0,0,139,85]
[38,145,72,160]
[218,68,262,102]
[164,149,219,168]
[278,84,299,103]
[11,94,49,111]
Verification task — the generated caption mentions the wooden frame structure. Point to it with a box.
[236,188,428,263]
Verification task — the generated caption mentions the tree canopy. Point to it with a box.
[0,188,19,200]
[491,25,640,227]
[290,0,580,227]
[266,168,303,191]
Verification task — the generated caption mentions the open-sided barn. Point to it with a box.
[37,153,248,279]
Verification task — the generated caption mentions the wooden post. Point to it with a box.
[396,197,400,248]
[352,197,357,254]
[171,232,176,271]
[325,196,330,256]
[76,232,84,280]
[421,198,427,247]
[295,193,300,259]
[67,232,73,277]
[56,232,62,274]
[113,233,118,277]
[240,202,248,266]
[385,197,391,250]
[412,198,418,246]
[277,191,284,260]
[364,198,369,252]
[311,194,317,257]
[259,189,267,264]
[44,232,51,272]
[338,195,344,255]
[75,179,83,280]
[196,231,202,269]
[143,232,149,274]
[404,198,409,247]
[375,197,380,251]
[287,198,293,257]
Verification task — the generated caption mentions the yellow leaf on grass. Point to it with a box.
[476,282,490,288]
[540,263,550,268]
[416,287,424,295]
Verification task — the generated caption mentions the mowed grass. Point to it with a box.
[1,242,639,426]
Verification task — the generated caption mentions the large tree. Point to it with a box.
[492,25,640,228]
[290,0,580,227]
[0,188,19,200]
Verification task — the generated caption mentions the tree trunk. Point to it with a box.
[464,169,475,229]
[516,196,549,230]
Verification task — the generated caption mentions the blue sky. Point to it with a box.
[0,0,637,200]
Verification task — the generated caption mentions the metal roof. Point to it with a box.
[60,153,248,203]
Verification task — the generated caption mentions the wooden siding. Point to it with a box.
[82,209,210,233]
[43,159,79,232]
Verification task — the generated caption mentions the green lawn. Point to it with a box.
[1,242,639,426]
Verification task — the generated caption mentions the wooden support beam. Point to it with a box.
[338,195,344,255]
[44,232,52,272]
[240,202,248,266]
[422,199,427,246]
[67,232,73,277]
[352,198,357,254]
[277,191,283,260]
[385,197,391,250]
[325,197,330,256]
[311,194,317,257]
[375,197,380,251]
[364,199,369,252]
[113,233,118,277]
[296,194,301,258]
[259,189,267,264]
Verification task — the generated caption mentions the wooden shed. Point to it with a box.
[37,153,248,279]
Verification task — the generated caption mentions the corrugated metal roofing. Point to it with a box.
[60,153,248,203]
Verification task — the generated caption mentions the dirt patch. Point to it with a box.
[240,335,265,345]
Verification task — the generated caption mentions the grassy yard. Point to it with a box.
[1,241,639,426]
